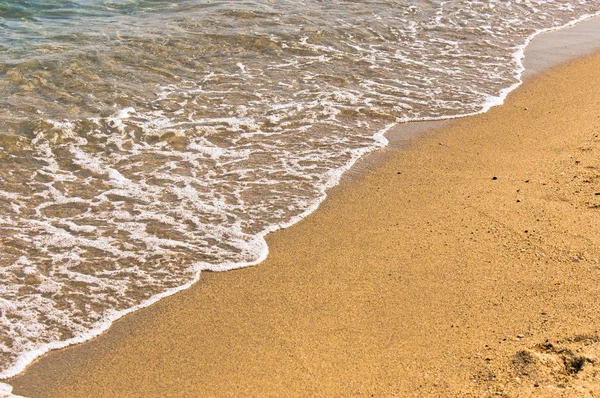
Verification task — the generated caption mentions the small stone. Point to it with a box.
[492,176,497,180]
[534,382,539,388]
[516,199,521,203]
[517,334,525,339]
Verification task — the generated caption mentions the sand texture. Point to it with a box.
[8,49,600,398]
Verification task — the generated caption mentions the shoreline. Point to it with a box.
[338,14,600,187]
[6,15,600,398]
[380,14,600,158]
[2,13,599,390]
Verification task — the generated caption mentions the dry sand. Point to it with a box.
[8,33,600,398]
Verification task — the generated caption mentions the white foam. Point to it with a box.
[2,2,600,385]
[0,383,26,398]
[197,122,392,274]
[236,62,247,74]
[0,268,202,381]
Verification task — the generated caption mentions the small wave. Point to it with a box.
[1,0,600,381]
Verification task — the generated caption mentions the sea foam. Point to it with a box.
[1,0,600,385]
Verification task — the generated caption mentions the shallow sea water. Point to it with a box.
[1,0,600,379]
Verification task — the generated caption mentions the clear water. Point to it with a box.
[0,0,599,379]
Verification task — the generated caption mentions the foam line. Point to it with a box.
[1,9,600,389]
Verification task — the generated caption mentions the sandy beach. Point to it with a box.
[7,24,600,398]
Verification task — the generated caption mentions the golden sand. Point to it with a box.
[9,45,600,398]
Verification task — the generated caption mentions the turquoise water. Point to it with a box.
[0,0,180,53]
[1,0,600,380]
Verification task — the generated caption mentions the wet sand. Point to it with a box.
[8,22,600,398]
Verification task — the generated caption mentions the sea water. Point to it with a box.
[0,0,599,380]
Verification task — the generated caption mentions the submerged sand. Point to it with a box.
[8,31,600,398]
